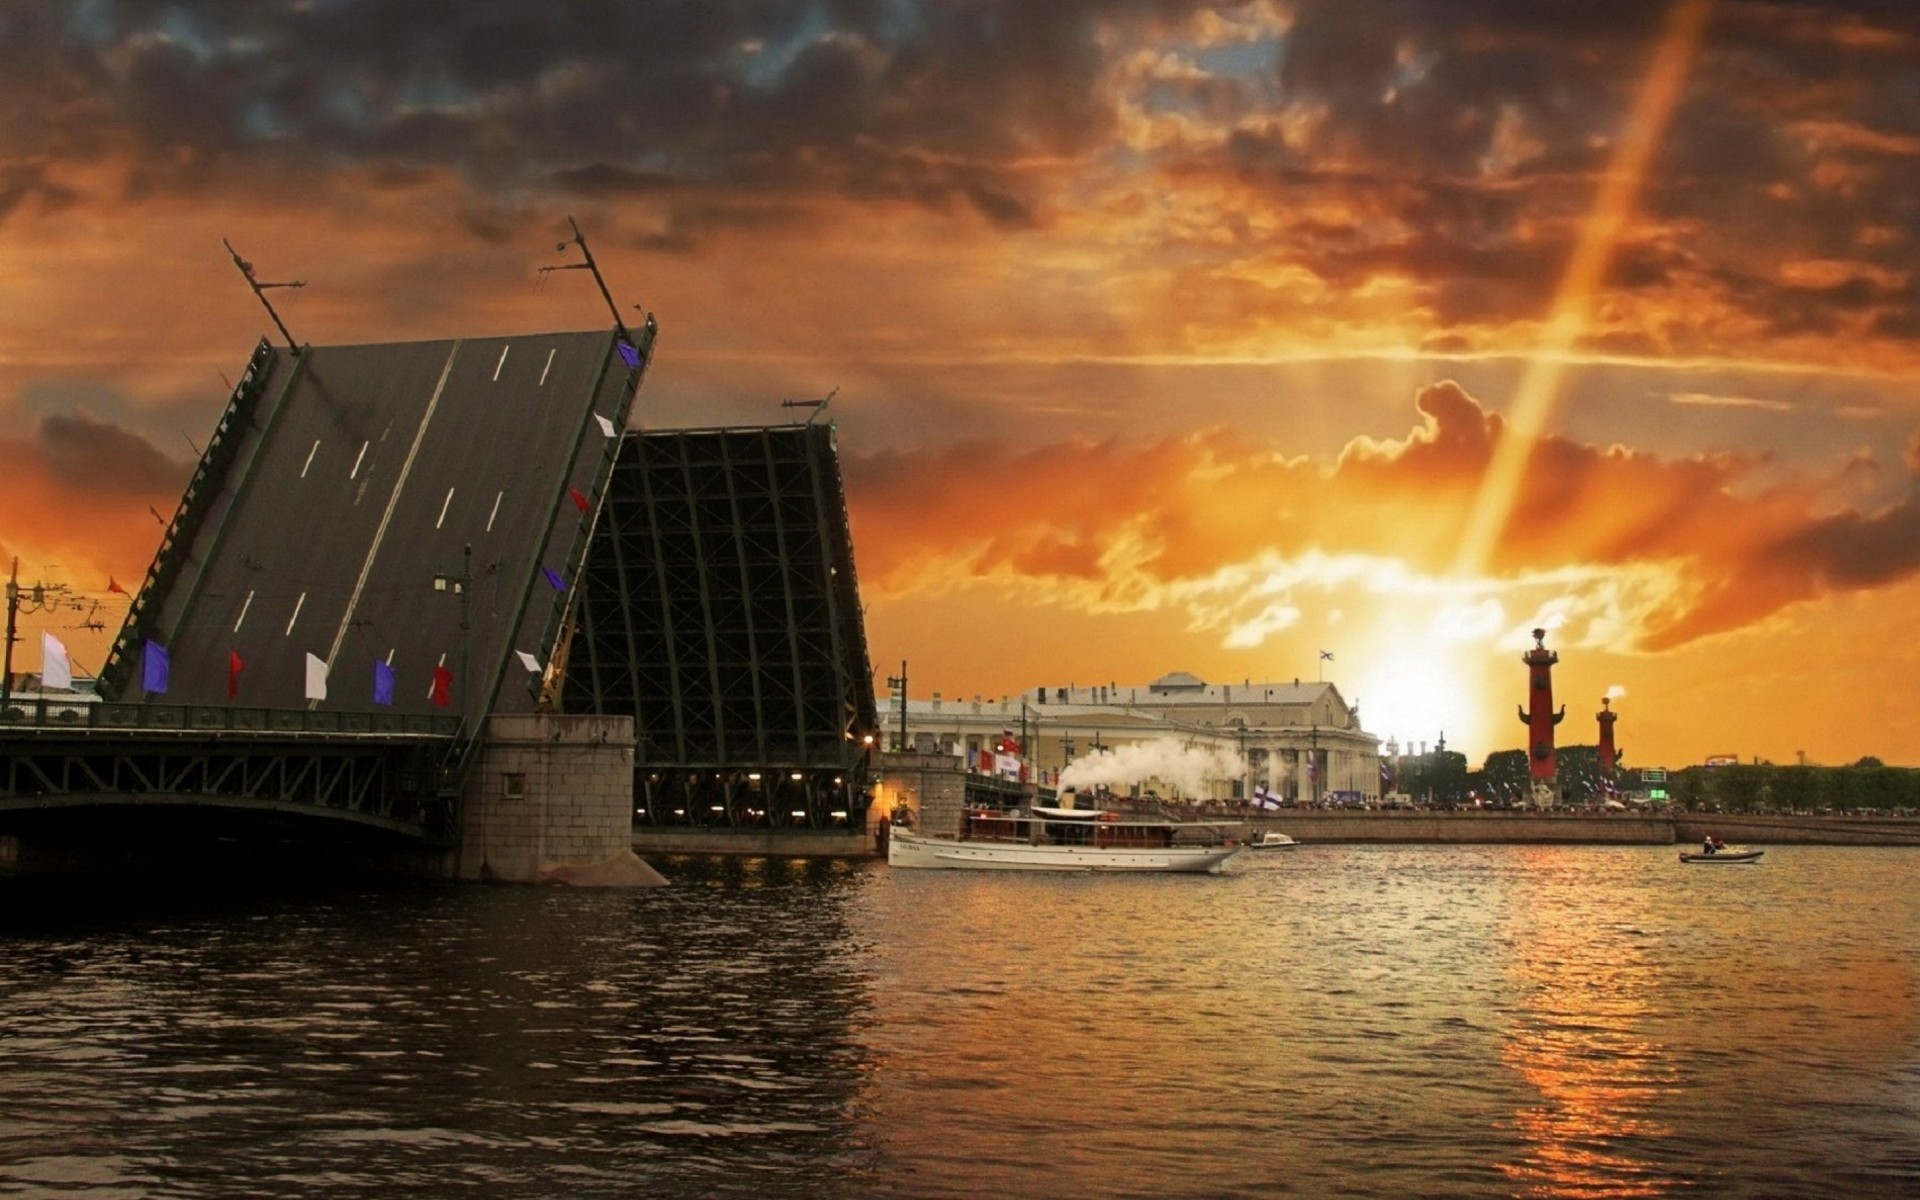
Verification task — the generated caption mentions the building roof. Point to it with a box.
[1034,678,1346,710]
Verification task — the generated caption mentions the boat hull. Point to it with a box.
[887,829,1240,874]
[1678,850,1764,863]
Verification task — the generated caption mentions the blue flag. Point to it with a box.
[373,660,395,707]
[142,640,170,694]
[616,340,640,369]
[542,566,566,591]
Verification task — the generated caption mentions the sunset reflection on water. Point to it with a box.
[1494,848,1681,1197]
[1,846,1916,1197]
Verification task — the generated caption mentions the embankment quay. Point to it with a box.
[631,810,1920,858]
[1257,809,1920,847]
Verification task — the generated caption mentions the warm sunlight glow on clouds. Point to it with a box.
[7,1,1920,765]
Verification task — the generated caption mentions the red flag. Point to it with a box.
[430,664,453,708]
[568,487,590,512]
[227,649,244,699]
[107,577,129,595]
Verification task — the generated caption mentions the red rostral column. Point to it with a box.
[1596,696,1620,784]
[1517,628,1565,801]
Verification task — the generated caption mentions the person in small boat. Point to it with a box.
[1702,835,1718,855]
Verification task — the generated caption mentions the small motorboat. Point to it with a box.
[1678,848,1763,864]
[1247,831,1299,850]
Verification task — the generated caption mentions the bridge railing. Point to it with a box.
[0,698,461,739]
[97,338,288,698]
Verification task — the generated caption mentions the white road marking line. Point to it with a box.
[318,342,462,702]
[539,348,555,386]
[301,440,320,478]
[436,487,456,529]
[234,589,254,633]
[493,345,511,380]
[285,591,305,636]
[486,490,503,532]
[349,440,369,479]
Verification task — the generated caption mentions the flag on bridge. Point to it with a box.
[1252,785,1281,810]
[142,640,169,694]
[40,632,72,690]
[430,663,452,708]
[303,653,328,701]
[568,486,590,512]
[227,649,244,699]
[107,576,129,596]
[373,660,395,707]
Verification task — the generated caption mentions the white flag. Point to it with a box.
[41,631,72,690]
[304,652,329,700]
[515,650,541,673]
[594,413,616,438]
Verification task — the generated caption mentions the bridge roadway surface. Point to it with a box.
[129,330,637,726]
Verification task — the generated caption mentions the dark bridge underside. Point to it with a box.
[561,424,879,829]
[0,726,455,843]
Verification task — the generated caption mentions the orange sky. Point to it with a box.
[4,1,1920,769]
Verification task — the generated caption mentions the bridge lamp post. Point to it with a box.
[432,544,473,722]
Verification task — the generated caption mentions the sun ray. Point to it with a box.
[1451,0,1716,577]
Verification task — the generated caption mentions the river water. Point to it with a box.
[2,845,1916,1198]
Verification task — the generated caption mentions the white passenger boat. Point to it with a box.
[887,806,1240,873]
[1247,831,1298,850]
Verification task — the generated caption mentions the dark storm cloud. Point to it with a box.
[9,1,1920,358]
[1186,0,1920,355]
[3,0,1164,229]
[36,412,189,495]
[1769,484,1920,590]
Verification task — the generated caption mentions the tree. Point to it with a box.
[1481,750,1527,805]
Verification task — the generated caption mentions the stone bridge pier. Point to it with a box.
[459,714,664,886]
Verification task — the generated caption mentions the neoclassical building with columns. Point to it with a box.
[877,670,1384,805]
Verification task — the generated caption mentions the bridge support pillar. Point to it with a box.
[458,714,664,886]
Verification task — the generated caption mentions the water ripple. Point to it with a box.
[2,848,1917,1196]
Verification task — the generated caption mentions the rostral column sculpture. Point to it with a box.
[1517,628,1565,806]
[1597,696,1621,794]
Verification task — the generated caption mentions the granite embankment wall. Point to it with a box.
[631,828,872,857]
[628,809,1920,859]
[1256,811,1673,844]
[1257,810,1920,846]
[1670,813,1920,846]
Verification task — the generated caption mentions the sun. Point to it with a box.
[1349,638,1495,762]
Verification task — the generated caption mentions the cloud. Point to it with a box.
[6,1,1919,374]
[845,377,1920,653]
[0,411,188,574]
[1667,391,1794,412]
[35,412,187,495]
